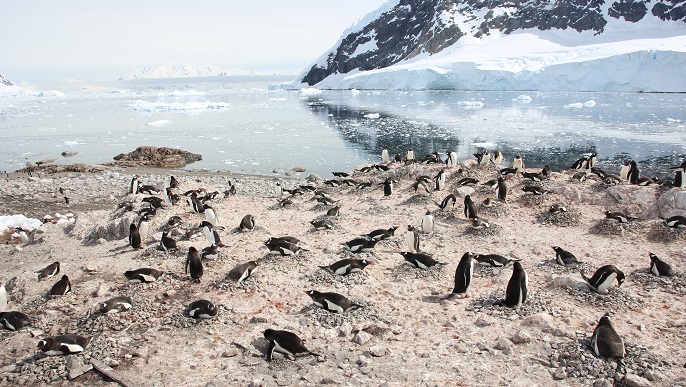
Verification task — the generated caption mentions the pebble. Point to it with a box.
[553,367,567,380]
[222,348,239,358]
[368,345,387,357]
[353,331,371,345]
[624,374,652,387]
[512,330,532,344]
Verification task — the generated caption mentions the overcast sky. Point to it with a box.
[2,1,390,82]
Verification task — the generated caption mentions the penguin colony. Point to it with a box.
[1,150,685,385]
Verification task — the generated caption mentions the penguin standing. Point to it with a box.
[49,275,72,296]
[263,329,318,362]
[502,262,528,307]
[240,214,255,232]
[185,246,203,283]
[446,150,458,167]
[673,170,685,188]
[14,227,30,244]
[464,195,478,220]
[449,252,474,298]
[0,284,7,313]
[98,296,133,314]
[37,334,91,356]
[138,214,150,243]
[581,265,625,294]
[228,261,259,284]
[275,182,283,197]
[129,176,139,194]
[551,246,580,267]
[129,223,142,249]
[491,150,503,166]
[665,215,686,229]
[511,154,524,171]
[381,147,390,163]
[541,165,552,177]
[204,204,218,226]
[200,221,224,246]
[305,290,357,313]
[496,177,508,202]
[435,169,446,191]
[404,225,420,253]
[591,313,625,369]
[421,210,434,234]
[381,178,394,197]
[406,148,415,163]
[187,300,218,319]
[38,262,60,281]
[439,194,457,212]
[619,159,631,180]
[649,252,674,277]
[627,160,640,184]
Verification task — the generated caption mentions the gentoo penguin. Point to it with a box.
[473,254,519,268]
[265,236,301,246]
[421,211,434,234]
[449,252,474,298]
[551,246,580,267]
[381,178,394,197]
[373,164,389,172]
[319,258,369,276]
[130,176,139,194]
[439,194,457,212]
[471,217,490,229]
[263,329,318,362]
[37,334,91,356]
[169,175,179,188]
[239,214,255,232]
[541,165,552,177]
[138,214,150,243]
[496,177,508,202]
[522,186,547,195]
[464,195,478,220]
[456,177,479,187]
[649,252,674,277]
[412,180,431,196]
[446,150,458,167]
[482,198,493,207]
[265,240,307,256]
[512,154,524,171]
[588,153,597,169]
[673,170,685,188]
[201,244,220,260]
[141,196,165,209]
[491,150,504,166]
[591,313,625,367]
[124,268,162,283]
[381,147,390,163]
[619,159,631,180]
[482,178,498,190]
[0,311,31,331]
[500,168,519,178]
[522,171,544,182]
[49,275,71,296]
[665,215,686,229]
[474,151,488,166]
[400,252,445,270]
[572,171,587,182]
[406,148,415,163]
[200,221,224,246]
[571,155,589,170]
[0,284,6,312]
[14,227,30,244]
[502,262,528,307]
[549,203,567,213]
[327,206,341,217]
[367,226,398,241]
[315,195,337,206]
[162,186,172,206]
[627,160,640,184]
[38,262,60,281]
[159,230,178,251]
[404,225,420,253]
[187,300,218,319]
[342,238,378,253]
[311,219,335,231]
[581,265,625,294]
[203,204,218,226]
[129,223,142,249]
[604,210,636,223]
[98,296,133,314]
[435,169,446,191]
[274,182,283,197]
[185,246,203,283]
[305,290,357,313]
[188,193,203,214]
[228,261,259,284]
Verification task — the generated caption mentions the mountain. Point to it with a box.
[296,0,686,92]
[0,74,27,94]
[119,61,293,80]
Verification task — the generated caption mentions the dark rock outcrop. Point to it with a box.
[112,146,202,168]
[0,74,13,87]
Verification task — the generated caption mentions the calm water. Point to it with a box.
[1,76,685,178]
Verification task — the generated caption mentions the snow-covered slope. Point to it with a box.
[119,61,293,80]
[0,74,24,94]
[296,0,686,92]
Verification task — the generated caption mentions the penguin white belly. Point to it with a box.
[650,264,660,276]
[422,216,433,233]
[44,349,66,356]
[450,152,458,166]
[237,269,252,284]
[592,333,599,356]
[325,299,345,313]
[619,165,630,180]
[139,223,149,241]
[63,343,84,353]
[334,265,350,275]
[4,321,15,330]
[203,228,214,244]
[273,341,293,357]
[205,209,217,226]
[140,274,156,283]
[596,273,616,293]
[0,285,7,312]
[404,233,416,253]
[381,149,389,163]
[416,260,429,270]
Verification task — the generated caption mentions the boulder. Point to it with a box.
[605,185,660,219]
[112,146,201,168]
[657,188,686,219]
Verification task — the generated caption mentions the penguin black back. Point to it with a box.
[38,262,60,281]
[649,252,674,277]
[464,195,478,220]
[49,275,71,296]
[451,252,474,297]
[185,246,203,283]
[129,223,142,249]
[503,262,527,307]
[263,329,317,361]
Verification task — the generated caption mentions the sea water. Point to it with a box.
[0,76,684,178]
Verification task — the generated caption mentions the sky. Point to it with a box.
[1,0,390,82]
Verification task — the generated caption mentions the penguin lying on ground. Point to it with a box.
[319,259,370,276]
[581,265,625,294]
[649,252,674,277]
[263,329,319,362]
[305,290,359,313]
[98,296,133,314]
[591,313,625,372]
[37,334,91,356]
[399,252,446,270]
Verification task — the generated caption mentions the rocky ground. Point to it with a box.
[0,160,685,387]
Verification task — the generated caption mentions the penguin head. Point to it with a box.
[461,251,473,260]
[189,246,198,253]
[36,338,50,351]
[616,270,626,287]
[263,329,275,339]
[598,312,613,326]
[648,252,659,262]
[388,226,399,234]
[425,210,431,215]
[551,246,561,252]
[97,302,108,312]
[512,261,524,272]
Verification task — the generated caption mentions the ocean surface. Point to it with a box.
[1,75,685,178]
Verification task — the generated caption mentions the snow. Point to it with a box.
[38,90,65,97]
[128,100,230,113]
[120,61,295,80]
[146,120,173,127]
[0,215,42,232]
[300,88,323,99]
[364,113,380,119]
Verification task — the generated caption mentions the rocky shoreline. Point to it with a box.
[1,157,685,386]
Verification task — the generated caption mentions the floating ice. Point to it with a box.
[63,140,79,147]
[300,88,323,98]
[38,90,65,97]
[565,102,584,109]
[515,95,532,102]
[471,142,497,148]
[364,113,380,119]
[0,214,42,232]
[129,100,230,113]
[156,90,206,97]
[146,120,173,127]
[584,100,596,107]
[457,101,484,109]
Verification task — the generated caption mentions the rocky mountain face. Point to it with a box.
[0,74,14,87]
[300,0,686,86]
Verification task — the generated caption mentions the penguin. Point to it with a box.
[571,171,587,182]
[275,182,283,197]
[138,214,150,243]
[456,177,479,187]
[138,185,160,195]
[618,159,630,180]
[542,165,552,177]
[571,156,589,170]
[649,252,674,277]
[471,217,490,229]
[162,187,172,206]
[367,226,398,241]
[141,196,165,209]
[581,265,625,294]
[404,225,420,253]
[263,329,318,362]
[473,254,519,268]
[482,179,498,190]
[0,311,31,331]
[265,240,307,256]
[446,150,458,167]
[265,236,301,246]
[496,177,508,202]
[522,186,547,195]
[0,284,6,313]
[502,262,528,307]
[124,268,162,283]
[439,194,457,212]
[381,178,394,197]
[185,246,203,283]
[551,246,580,267]
[315,196,338,206]
[500,167,518,177]
[129,223,142,249]
[200,221,224,246]
[38,261,60,281]
[627,160,640,184]
[449,252,474,298]
[130,176,139,194]
[169,175,179,188]
[326,206,341,217]
[549,203,567,213]
[406,148,415,163]
[511,154,524,171]
[491,150,503,166]
[201,244,220,260]
[187,299,218,319]
[522,172,544,182]
[49,275,71,296]
[98,296,133,314]
[332,172,349,178]
[381,147,390,163]
[673,170,685,189]
[435,169,446,191]
[159,229,178,251]
[204,204,218,226]
[311,219,335,231]
[587,153,597,169]
[412,180,431,196]
[665,215,686,229]
[319,259,369,276]
[373,164,389,172]
[591,167,610,179]
[474,151,488,166]
[342,238,378,253]
[14,227,30,244]
[421,210,434,234]
[356,181,372,190]
[228,261,258,284]
[36,334,91,356]
[591,313,625,367]
[305,290,357,313]
[464,195,478,220]
[188,193,204,214]
[400,252,445,270]
[239,214,255,232]
[482,198,493,207]
[604,210,637,223]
